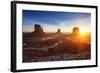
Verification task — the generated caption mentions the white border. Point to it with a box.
[16,3,96,70]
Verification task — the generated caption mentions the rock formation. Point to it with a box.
[34,24,44,33]
[31,24,46,37]
[72,27,80,35]
[57,28,61,34]
[24,24,46,37]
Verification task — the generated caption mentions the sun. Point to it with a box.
[76,27,87,37]
[79,27,88,37]
[80,29,85,33]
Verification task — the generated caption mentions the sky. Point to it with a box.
[22,10,91,33]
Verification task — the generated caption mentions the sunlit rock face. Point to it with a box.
[72,27,80,35]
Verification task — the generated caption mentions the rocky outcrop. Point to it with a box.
[56,28,61,34]
[24,24,46,37]
[34,24,44,33]
[72,27,80,35]
[31,24,46,37]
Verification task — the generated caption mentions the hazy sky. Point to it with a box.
[22,10,91,32]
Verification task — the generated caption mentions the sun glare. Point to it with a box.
[79,28,88,37]
[80,32,86,37]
